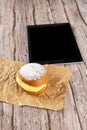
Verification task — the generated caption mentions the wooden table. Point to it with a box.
[0,0,87,130]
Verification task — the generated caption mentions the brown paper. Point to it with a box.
[0,58,71,111]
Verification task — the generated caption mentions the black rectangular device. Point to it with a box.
[27,23,83,64]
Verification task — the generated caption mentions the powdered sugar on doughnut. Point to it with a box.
[20,63,46,80]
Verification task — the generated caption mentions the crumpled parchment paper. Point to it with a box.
[0,58,71,111]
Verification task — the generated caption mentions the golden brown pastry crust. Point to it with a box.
[18,84,47,95]
[17,71,48,87]
[16,63,49,95]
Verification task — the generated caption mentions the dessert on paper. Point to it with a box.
[0,58,71,111]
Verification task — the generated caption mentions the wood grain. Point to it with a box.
[0,0,87,130]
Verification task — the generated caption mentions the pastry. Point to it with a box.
[16,63,48,95]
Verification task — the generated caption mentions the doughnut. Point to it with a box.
[16,63,48,95]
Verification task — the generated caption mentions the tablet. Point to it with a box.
[27,23,83,64]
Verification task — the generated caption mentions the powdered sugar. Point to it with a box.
[20,63,46,80]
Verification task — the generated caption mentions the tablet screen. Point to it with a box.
[27,23,83,64]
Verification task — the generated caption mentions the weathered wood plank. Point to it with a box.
[48,0,67,23]
[0,0,16,60]
[63,85,82,130]
[73,26,87,62]
[61,0,85,25]
[22,107,49,130]
[13,106,23,130]
[75,0,87,63]
[32,0,53,24]
[70,63,87,130]
[12,0,29,62]
[2,104,13,130]
[0,1,16,130]
[75,0,87,25]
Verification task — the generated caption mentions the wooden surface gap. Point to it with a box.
[46,0,54,23]
[47,111,51,130]
[11,105,14,130]
[32,0,36,25]
[61,0,70,22]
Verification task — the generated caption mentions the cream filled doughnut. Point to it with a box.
[16,63,48,95]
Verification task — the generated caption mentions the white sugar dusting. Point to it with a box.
[20,63,46,80]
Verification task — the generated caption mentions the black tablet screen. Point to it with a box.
[27,23,83,64]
